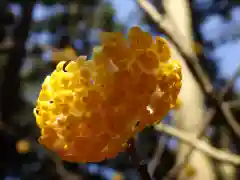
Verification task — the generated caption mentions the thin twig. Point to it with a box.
[147,134,169,177]
[154,123,240,165]
[219,66,240,99]
[227,99,240,109]
[221,102,240,136]
[126,138,152,180]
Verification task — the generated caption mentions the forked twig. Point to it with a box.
[155,123,240,165]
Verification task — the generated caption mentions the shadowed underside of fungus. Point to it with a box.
[33,26,182,163]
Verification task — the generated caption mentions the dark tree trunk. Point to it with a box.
[0,2,35,124]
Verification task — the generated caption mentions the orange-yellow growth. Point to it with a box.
[34,26,182,163]
[112,173,124,180]
[16,139,31,154]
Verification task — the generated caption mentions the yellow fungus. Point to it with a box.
[34,26,182,163]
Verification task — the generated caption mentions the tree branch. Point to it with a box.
[0,2,35,123]
[227,99,240,109]
[155,123,240,165]
[219,65,240,99]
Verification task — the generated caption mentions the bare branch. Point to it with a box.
[219,66,240,99]
[227,99,240,109]
[221,103,240,137]
[147,134,169,177]
[155,123,240,165]
[162,108,216,178]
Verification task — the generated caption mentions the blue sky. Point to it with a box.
[111,0,138,23]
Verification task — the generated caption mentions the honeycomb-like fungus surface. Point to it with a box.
[34,27,182,162]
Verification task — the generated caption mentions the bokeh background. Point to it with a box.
[0,0,239,180]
